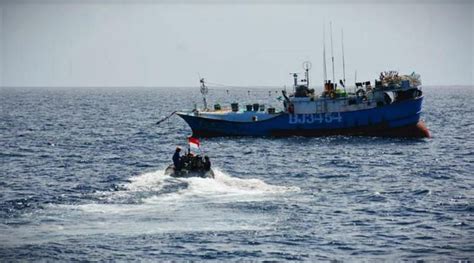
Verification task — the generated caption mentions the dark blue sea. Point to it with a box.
[1,86,473,261]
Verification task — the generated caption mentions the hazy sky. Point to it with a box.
[1,0,473,87]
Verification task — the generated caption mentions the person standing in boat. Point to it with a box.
[173,147,182,171]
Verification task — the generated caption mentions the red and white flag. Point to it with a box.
[188,137,200,149]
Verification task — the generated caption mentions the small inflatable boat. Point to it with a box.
[165,164,215,179]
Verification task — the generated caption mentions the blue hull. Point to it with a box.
[178,97,429,138]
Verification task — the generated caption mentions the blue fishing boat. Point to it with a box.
[176,69,429,138]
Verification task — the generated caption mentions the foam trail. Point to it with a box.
[187,168,299,195]
[143,168,300,204]
[93,169,173,203]
[124,169,168,192]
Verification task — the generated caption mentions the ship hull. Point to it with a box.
[178,97,430,138]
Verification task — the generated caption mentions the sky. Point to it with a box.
[0,0,473,88]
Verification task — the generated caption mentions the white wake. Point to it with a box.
[3,168,299,246]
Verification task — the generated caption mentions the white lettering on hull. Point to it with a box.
[289,113,342,124]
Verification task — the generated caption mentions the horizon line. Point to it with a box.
[1,84,473,89]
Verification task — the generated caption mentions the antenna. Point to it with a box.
[303,61,312,88]
[330,21,335,87]
[200,78,208,110]
[355,70,358,92]
[323,24,328,83]
[341,28,346,92]
[289,72,298,88]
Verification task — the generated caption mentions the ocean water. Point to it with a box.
[1,86,473,261]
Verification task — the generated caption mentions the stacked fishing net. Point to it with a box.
[380,71,421,88]
[401,72,422,87]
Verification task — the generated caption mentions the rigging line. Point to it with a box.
[156,111,177,125]
[205,81,243,88]
[207,88,281,93]
[204,81,282,91]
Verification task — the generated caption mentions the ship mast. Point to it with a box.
[323,24,328,83]
[330,22,335,87]
[341,28,346,92]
